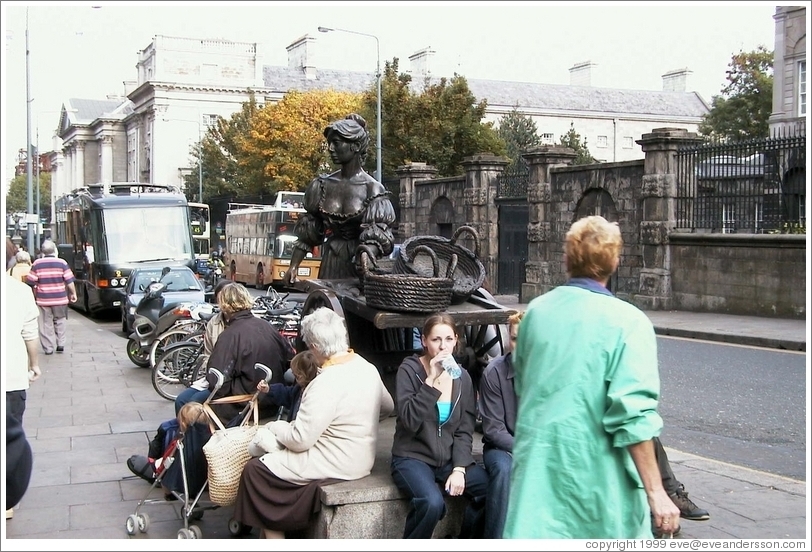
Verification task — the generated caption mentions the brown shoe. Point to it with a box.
[670,484,710,521]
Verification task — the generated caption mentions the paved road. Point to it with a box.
[657,337,807,480]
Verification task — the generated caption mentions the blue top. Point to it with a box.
[437,401,452,424]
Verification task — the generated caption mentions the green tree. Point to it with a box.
[496,106,541,170]
[698,46,774,140]
[558,122,596,165]
[5,172,51,220]
[361,58,506,179]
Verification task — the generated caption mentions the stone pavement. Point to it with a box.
[3,302,808,541]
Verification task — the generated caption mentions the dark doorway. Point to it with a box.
[431,197,454,239]
[497,203,528,295]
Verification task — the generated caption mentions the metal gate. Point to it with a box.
[497,203,528,295]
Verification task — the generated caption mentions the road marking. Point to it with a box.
[658,334,806,355]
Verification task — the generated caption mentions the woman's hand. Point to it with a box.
[257,380,269,394]
[444,470,466,496]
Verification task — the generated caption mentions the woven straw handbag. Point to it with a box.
[202,394,259,507]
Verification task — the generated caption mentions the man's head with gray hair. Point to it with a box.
[40,240,57,256]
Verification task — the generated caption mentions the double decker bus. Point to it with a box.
[53,183,196,315]
[189,202,211,260]
[225,191,321,288]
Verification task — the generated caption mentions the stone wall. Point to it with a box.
[669,233,807,318]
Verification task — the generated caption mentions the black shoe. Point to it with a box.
[127,455,156,484]
[670,485,710,521]
[56,346,64,353]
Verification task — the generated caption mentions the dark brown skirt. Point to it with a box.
[233,457,338,532]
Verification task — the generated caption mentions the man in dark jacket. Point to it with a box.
[205,283,292,423]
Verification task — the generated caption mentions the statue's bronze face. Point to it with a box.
[327,136,356,165]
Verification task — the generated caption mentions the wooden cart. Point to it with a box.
[292,278,518,394]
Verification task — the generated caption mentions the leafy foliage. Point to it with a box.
[698,46,774,140]
[497,106,541,170]
[558,122,596,165]
[5,172,51,220]
[239,89,363,192]
[361,58,506,178]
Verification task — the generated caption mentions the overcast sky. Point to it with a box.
[1,1,779,186]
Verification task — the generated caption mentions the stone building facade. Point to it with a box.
[769,6,807,135]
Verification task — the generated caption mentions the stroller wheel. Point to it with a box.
[178,528,193,539]
[125,514,137,535]
[189,509,204,521]
[228,517,252,536]
[190,525,203,539]
[137,513,150,533]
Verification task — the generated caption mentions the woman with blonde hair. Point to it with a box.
[504,215,680,538]
[10,250,33,283]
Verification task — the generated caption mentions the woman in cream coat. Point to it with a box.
[233,307,394,539]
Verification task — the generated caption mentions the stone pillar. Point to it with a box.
[74,141,85,187]
[101,135,114,183]
[63,147,72,192]
[395,162,438,240]
[521,145,577,303]
[461,154,509,289]
[634,128,702,310]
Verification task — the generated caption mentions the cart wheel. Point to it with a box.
[177,528,193,539]
[297,289,345,351]
[228,517,252,536]
[459,287,509,392]
[137,513,150,533]
[125,514,137,536]
[189,508,204,521]
[189,525,202,539]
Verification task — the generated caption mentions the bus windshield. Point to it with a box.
[102,206,194,263]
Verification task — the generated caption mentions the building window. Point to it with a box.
[722,204,736,234]
[127,129,138,182]
[541,133,555,145]
[596,135,608,148]
[799,60,806,117]
[202,114,219,130]
[622,136,634,149]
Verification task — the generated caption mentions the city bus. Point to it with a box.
[53,183,196,315]
[225,191,321,288]
[188,202,211,260]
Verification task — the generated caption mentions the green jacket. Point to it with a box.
[504,281,662,538]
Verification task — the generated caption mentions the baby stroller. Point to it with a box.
[125,364,274,539]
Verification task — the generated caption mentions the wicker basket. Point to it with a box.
[358,244,457,313]
[393,225,486,304]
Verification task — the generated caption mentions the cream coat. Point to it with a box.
[259,352,394,485]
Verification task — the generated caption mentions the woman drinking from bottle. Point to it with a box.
[390,312,492,539]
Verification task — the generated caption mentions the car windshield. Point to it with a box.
[133,269,200,292]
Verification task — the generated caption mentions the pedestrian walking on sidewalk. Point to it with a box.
[653,436,710,537]
[5,250,42,519]
[25,240,78,355]
[504,215,680,539]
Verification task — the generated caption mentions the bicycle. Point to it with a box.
[148,320,206,369]
[151,339,207,401]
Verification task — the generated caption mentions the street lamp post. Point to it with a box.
[25,7,35,253]
[318,26,382,182]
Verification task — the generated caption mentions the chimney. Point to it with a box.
[569,60,597,86]
[286,34,317,79]
[662,68,692,92]
[409,47,435,81]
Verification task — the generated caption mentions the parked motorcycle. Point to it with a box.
[126,267,210,368]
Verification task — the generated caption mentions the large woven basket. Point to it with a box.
[393,225,485,304]
[358,244,456,313]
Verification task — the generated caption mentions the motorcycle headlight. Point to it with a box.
[129,306,137,315]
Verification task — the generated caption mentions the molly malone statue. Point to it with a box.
[282,113,396,285]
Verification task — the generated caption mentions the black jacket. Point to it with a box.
[391,354,477,469]
[205,309,293,422]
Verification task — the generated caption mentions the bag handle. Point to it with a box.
[203,393,256,432]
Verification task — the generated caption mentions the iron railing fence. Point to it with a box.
[497,158,530,199]
[675,129,806,234]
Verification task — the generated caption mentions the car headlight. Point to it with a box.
[111,278,119,286]
[120,278,127,286]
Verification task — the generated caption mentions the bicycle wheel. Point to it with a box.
[149,324,205,368]
[152,341,205,401]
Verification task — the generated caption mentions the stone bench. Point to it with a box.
[299,416,481,539]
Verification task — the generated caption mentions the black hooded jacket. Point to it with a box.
[391,354,477,469]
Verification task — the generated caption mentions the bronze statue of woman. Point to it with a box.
[282,113,395,285]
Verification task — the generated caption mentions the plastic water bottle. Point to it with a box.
[441,356,462,380]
